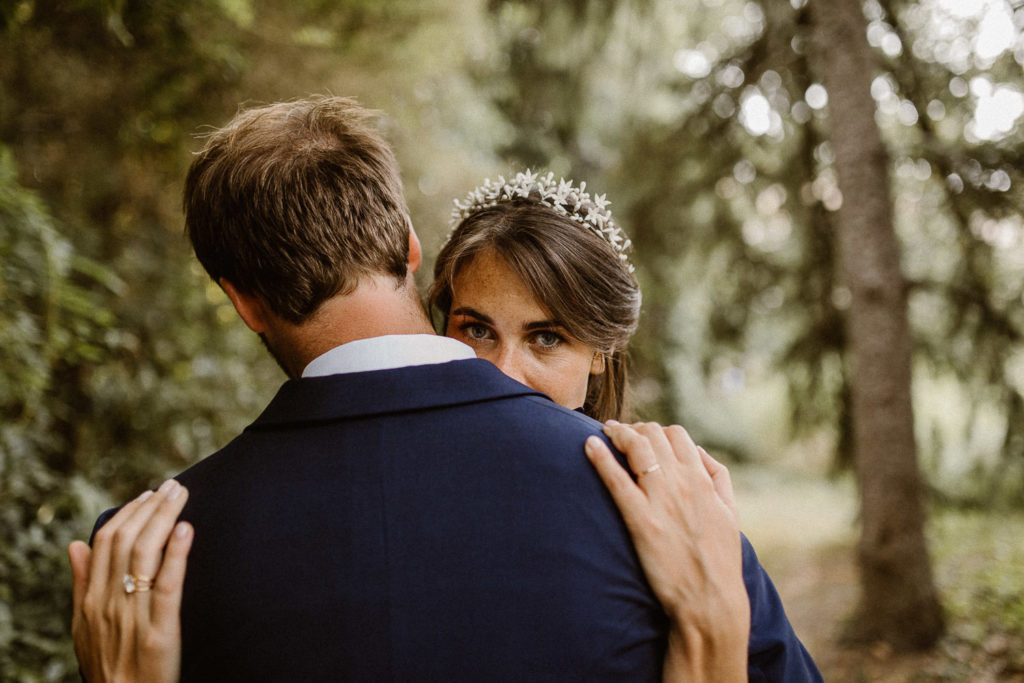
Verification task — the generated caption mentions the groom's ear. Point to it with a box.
[219,278,270,333]
[407,227,422,274]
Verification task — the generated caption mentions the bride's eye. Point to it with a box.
[461,323,492,341]
[532,330,564,349]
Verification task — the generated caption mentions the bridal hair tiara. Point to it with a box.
[448,169,634,273]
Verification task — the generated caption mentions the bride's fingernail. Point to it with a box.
[174,521,191,537]
[604,419,620,427]
[585,436,601,454]
[137,490,154,503]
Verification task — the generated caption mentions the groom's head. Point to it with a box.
[183,96,413,325]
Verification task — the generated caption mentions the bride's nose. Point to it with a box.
[493,345,527,385]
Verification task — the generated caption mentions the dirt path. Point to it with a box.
[731,466,1024,682]
[732,466,859,674]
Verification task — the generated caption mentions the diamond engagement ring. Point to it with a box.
[638,463,662,478]
[122,573,154,594]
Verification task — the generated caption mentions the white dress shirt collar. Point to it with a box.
[301,334,476,378]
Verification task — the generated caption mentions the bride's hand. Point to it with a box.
[68,479,193,683]
[585,422,749,683]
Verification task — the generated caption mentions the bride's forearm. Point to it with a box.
[661,618,748,683]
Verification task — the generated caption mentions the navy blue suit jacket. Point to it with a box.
[94,358,819,681]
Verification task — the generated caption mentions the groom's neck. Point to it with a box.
[266,272,435,377]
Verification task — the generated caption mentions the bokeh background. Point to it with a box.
[2,0,1022,680]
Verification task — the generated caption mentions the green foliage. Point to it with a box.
[932,510,1024,633]
[0,2,281,676]
[928,509,1024,675]
[0,145,115,680]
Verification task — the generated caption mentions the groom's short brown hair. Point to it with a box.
[184,96,411,324]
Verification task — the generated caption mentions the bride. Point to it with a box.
[70,169,818,681]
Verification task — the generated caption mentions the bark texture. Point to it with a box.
[808,0,944,649]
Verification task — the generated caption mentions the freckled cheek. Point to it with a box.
[554,356,598,407]
[523,363,585,407]
[473,347,501,365]
[468,345,523,378]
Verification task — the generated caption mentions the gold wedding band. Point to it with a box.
[638,462,662,478]
[122,573,154,594]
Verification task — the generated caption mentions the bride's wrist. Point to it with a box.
[663,611,748,683]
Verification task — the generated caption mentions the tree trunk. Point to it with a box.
[808,0,944,650]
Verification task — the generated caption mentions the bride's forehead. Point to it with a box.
[452,251,514,291]
[452,256,554,313]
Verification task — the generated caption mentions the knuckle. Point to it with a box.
[624,434,651,453]
[618,426,641,442]
[637,422,663,438]
[665,424,686,438]
[101,600,120,624]
[111,527,134,553]
[142,629,173,656]
[154,574,180,596]
[130,541,154,569]
[612,427,638,445]
[79,597,98,625]
[92,525,113,546]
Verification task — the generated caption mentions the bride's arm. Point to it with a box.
[585,422,749,683]
[68,480,193,683]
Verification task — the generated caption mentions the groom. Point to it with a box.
[80,96,818,681]
[95,96,667,681]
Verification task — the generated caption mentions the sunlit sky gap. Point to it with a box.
[673,0,1022,142]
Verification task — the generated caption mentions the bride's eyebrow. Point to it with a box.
[524,320,564,331]
[450,306,492,323]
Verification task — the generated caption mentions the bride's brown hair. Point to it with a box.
[430,200,641,422]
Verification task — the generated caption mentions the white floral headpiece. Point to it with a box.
[448,169,634,273]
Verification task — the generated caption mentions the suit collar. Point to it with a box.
[250,358,550,428]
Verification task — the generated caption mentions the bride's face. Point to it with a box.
[445,250,604,411]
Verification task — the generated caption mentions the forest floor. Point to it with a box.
[732,466,1024,682]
